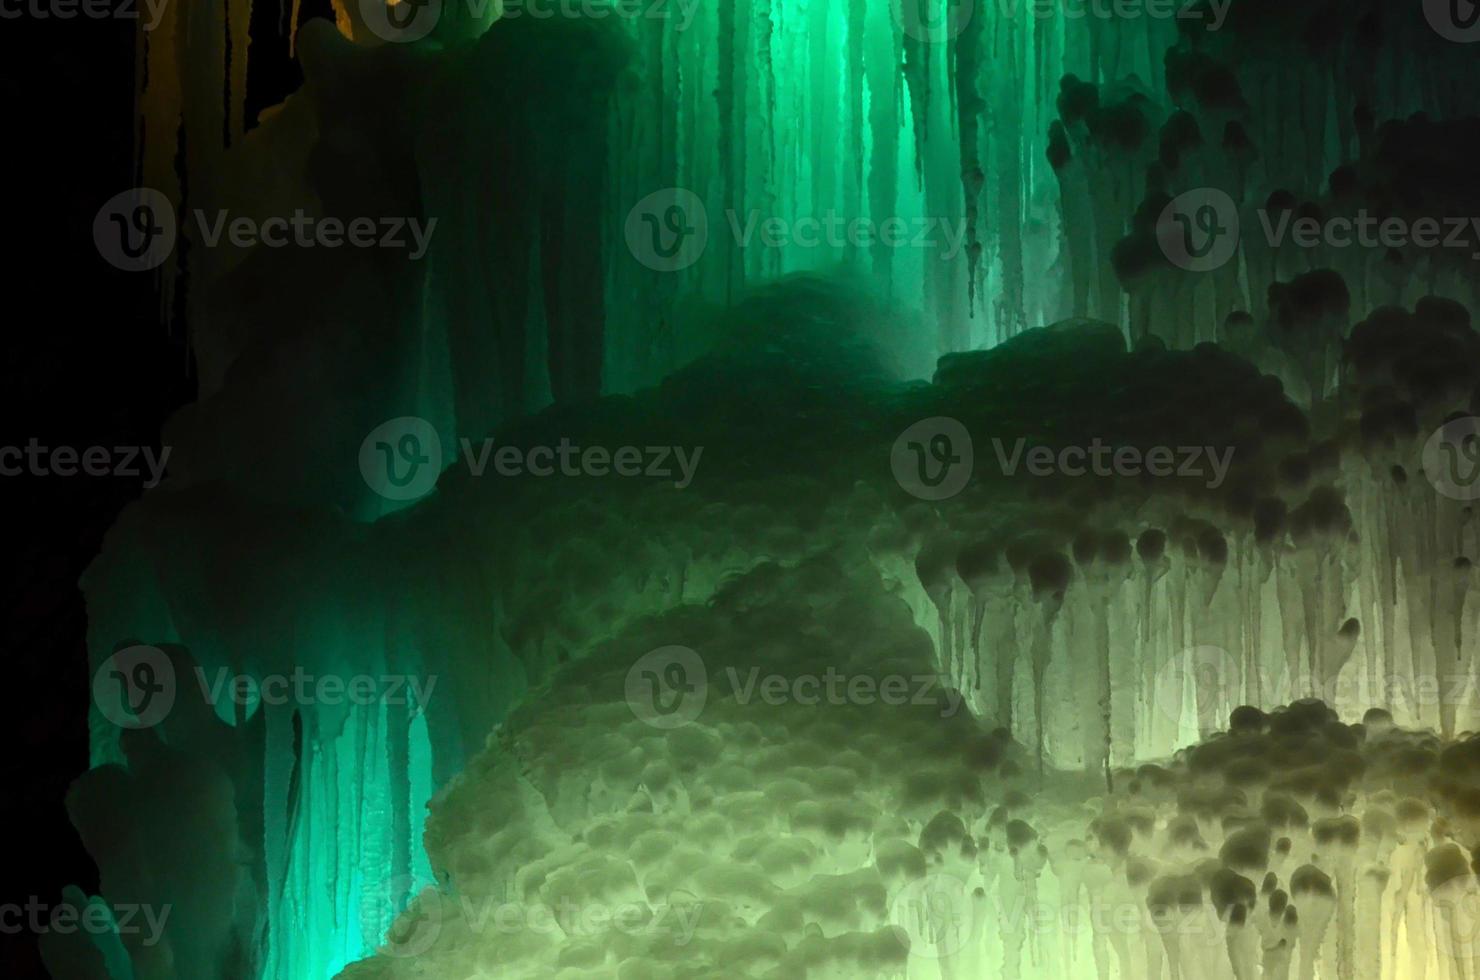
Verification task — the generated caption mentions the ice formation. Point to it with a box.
[337,558,1480,980]
[50,0,1480,978]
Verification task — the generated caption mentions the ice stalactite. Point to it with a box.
[135,0,1480,383]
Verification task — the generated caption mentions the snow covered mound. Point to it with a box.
[339,557,1480,980]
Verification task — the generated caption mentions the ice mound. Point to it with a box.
[337,556,1022,979]
[75,301,1480,975]
[338,556,1480,980]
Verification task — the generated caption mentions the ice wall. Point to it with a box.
[338,558,1480,980]
[140,0,1480,408]
[59,0,1480,978]
[67,294,1480,978]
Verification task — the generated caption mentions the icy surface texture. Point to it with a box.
[337,558,1480,980]
[139,0,1480,399]
[71,0,1480,977]
[71,296,1480,977]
